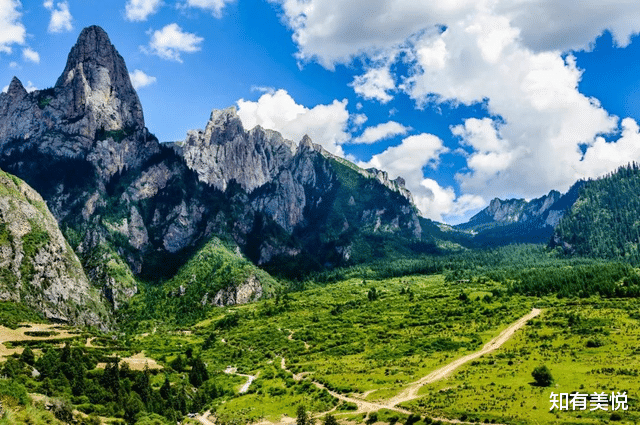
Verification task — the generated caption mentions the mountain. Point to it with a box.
[0,26,437,316]
[455,182,584,245]
[552,163,640,262]
[0,168,111,328]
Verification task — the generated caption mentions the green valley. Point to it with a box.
[2,23,640,425]
[3,244,639,424]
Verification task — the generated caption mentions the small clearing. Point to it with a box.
[0,324,77,359]
[96,351,163,371]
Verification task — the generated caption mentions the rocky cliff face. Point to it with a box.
[178,108,420,237]
[181,108,297,193]
[0,169,111,328]
[0,25,158,181]
[0,26,435,315]
[175,106,427,267]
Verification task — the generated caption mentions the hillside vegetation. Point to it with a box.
[120,238,280,326]
[555,162,640,262]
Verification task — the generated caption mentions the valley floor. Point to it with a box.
[3,273,640,425]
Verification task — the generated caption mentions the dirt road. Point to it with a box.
[224,366,256,393]
[195,410,216,425]
[386,308,541,406]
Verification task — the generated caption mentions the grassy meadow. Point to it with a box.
[2,268,640,424]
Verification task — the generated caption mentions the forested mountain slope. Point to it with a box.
[553,162,640,262]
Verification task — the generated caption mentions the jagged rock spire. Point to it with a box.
[6,77,27,99]
[55,25,145,131]
[205,107,245,144]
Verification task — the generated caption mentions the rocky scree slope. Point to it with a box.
[0,25,435,314]
[0,168,111,328]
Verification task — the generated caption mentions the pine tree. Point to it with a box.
[19,346,35,366]
[189,357,209,388]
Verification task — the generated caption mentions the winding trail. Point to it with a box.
[278,308,541,420]
[285,329,310,350]
[387,308,541,407]
[224,366,257,394]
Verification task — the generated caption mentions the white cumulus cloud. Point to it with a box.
[129,69,157,89]
[45,1,73,33]
[404,14,620,199]
[125,0,162,21]
[272,0,640,68]
[351,113,367,128]
[359,133,484,221]
[22,47,39,63]
[144,23,203,62]
[237,89,350,156]
[271,0,640,220]
[351,65,396,103]
[353,121,409,144]
[184,0,235,17]
[0,0,26,54]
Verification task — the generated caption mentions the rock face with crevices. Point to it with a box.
[0,169,112,328]
[212,275,263,306]
[0,26,437,317]
[0,26,157,181]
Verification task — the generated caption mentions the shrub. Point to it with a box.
[0,379,29,405]
[531,364,553,387]
[366,412,378,425]
[324,414,339,425]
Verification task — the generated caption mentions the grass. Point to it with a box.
[130,274,536,423]
[4,271,640,424]
[403,298,640,424]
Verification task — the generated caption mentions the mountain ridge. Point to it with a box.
[0,26,437,323]
[454,182,585,245]
[0,168,111,328]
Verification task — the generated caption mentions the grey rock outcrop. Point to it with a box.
[211,274,263,306]
[179,107,420,235]
[182,107,297,193]
[55,25,144,134]
[0,26,158,181]
[0,169,111,328]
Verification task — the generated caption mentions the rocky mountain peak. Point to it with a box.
[205,107,245,144]
[6,76,27,99]
[54,25,144,131]
[299,134,314,149]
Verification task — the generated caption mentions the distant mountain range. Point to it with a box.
[1,26,638,327]
[454,181,585,246]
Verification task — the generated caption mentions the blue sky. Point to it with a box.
[2,0,640,224]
